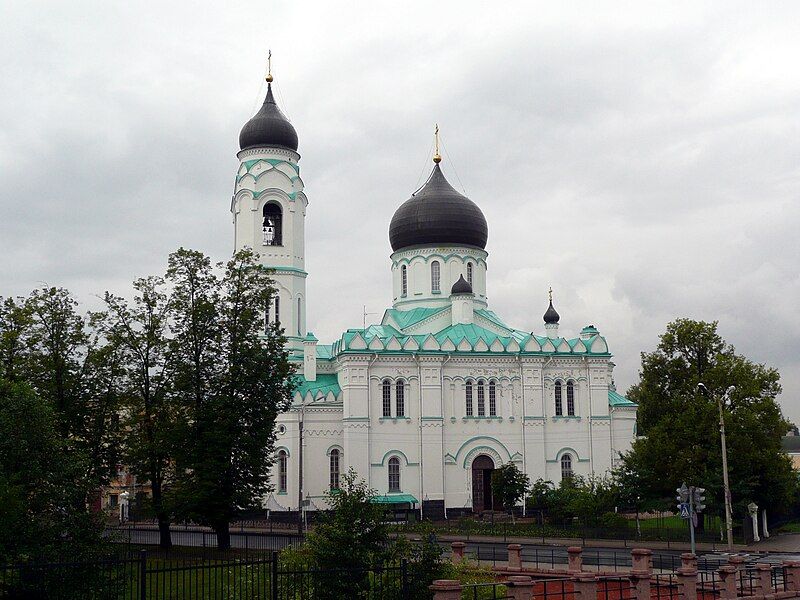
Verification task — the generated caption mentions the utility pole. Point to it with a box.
[698,383,735,551]
[297,401,305,535]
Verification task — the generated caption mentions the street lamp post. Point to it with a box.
[698,382,735,551]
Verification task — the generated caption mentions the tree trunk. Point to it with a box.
[215,521,231,550]
[158,515,172,549]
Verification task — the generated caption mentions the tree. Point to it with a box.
[1,288,122,498]
[0,379,105,563]
[621,319,797,517]
[167,248,295,549]
[305,469,391,599]
[97,276,176,548]
[491,463,530,521]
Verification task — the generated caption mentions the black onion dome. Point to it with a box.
[239,84,299,151]
[389,164,488,252]
[543,300,560,324]
[451,274,473,294]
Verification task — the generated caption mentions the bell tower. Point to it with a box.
[231,56,307,354]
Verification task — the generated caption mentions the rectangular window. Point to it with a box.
[396,381,405,417]
[466,383,473,416]
[388,459,401,492]
[279,451,287,493]
[489,382,497,417]
[274,296,280,328]
[477,382,485,416]
[330,450,340,490]
[431,261,440,292]
[382,381,392,418]
[401,266,408,296]
[109,494,119,508]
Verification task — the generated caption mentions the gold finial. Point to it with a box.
[548,286,553,303]
[266,50,273,83]
[433,123,442,163]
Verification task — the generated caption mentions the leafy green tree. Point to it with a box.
[97,276,176,548]
[0,296,33,382]
[167,248,295,549]
[0,379,105,563]
[305,469,391,599]
[491,463,530,521]
[621,319,796,517]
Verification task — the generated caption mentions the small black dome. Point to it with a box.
[389,164,488,252]
[451,274,473,295]
[239,84,299,151]
[543,300,560,324]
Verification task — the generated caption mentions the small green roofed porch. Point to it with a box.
[369,494,418,505]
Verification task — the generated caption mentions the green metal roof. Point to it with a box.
[316,345,334,360]
[370,494,418,505]
[434,323,510,346]
[294,374,340,399]
[609,389,636,407]
[384,307,447,329]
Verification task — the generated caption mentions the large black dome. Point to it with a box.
[239,84,299,151]
[389,164,488,252]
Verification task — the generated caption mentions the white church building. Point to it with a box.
[231,71,637,517]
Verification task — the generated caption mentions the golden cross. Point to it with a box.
[433,123,442,163]
[266,50,273,82]
[549,286,553,302]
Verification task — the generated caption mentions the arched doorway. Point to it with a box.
[471,455,495,513]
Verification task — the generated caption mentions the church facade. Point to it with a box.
[232,72,637,517]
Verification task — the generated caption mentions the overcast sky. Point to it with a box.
[1,1,798,422]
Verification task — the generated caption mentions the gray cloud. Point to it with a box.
[1,0,798,422]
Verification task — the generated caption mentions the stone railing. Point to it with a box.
[433,543,800,600]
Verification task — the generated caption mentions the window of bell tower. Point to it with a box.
[262,203,283,246]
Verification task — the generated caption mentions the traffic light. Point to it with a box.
[692,487,707,513]
[676,483,689,512]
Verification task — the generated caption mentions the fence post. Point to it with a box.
[568,546,583,573]
[728,556,745,571]
[271,551,278,600]
[677,567,698,600]
[631,549,653,574]
[574,572,597,600]
[630,571,651,600]
[717,566,738,600]
[139,549,147,600]
[507,575,534,600]
[429,579,462,600]
[783,562,800,592]
[681,554,698,572]
[451,542,466,564]
[507,544,522,571]
[755,563,773,595]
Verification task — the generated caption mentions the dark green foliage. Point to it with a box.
[491,462,530,518]
[96,276,177,548]
[527,476,621,525]
[621,319,797,516]
[0,379,105,563]
[166,248,295,548]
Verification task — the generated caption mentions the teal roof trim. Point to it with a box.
[294,374,340,399]
[370,494,418,505]
[609,389,636,407]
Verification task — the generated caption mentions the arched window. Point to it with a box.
[382,379,392,417]
[554,381,563,416]
[488,381,497,417]
[262,203,283,246]
[329,449,340,490]
[388,457,401,492]
[561,453,573,481]
[274,296,280,328]
[297,298,302,336]
[477,380,486,416]
[278,450,287,493]
[465,381,474,416]
[467,262,473,286]
[401,265,408,297]
[431,261,440,292]
[396,379,405,417]
[567,381,575,416]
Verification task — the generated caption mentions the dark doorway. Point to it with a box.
[471,455,495,513]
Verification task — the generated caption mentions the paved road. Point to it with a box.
[111,527,800,573]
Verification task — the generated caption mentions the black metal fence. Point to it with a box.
[0,551,419,599]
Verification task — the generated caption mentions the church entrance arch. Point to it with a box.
[471,454,496,513]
